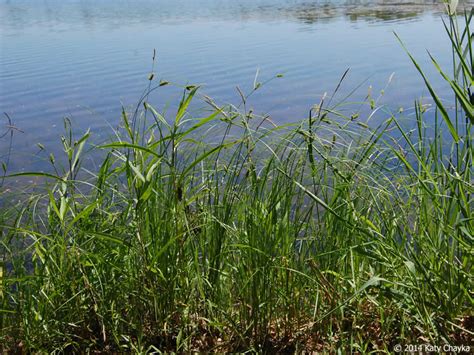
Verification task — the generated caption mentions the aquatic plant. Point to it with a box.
[0,7,472,353]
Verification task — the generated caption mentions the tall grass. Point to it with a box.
[0,7,472,353]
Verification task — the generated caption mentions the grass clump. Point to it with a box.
[0,7,473,353]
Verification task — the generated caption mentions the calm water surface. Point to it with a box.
[0,0,471,171]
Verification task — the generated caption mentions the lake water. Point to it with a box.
[0,0,472,172]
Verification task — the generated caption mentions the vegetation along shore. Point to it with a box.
[0,4,472,353]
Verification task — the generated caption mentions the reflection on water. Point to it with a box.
[1,0,473,32]
[290,1,445,24]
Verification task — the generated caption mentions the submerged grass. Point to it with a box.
[0,7,473,353]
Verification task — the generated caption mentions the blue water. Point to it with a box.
[0,0,470,171]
